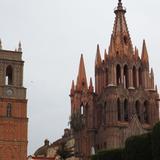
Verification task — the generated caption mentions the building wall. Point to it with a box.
[0,48,28,160]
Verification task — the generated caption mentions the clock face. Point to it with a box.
[6,88,13,96]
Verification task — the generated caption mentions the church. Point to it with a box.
[70,0,159,159]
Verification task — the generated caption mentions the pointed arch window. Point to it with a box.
[103,102,107,124]
[6,65,13,85]
[144,101,149,123]
[6,103,12,117]
[117,98,121,121]
[135,100,140,121]
[133,66,137,88]
[124,65,128,88]
[80,105,84,115]
[123,36,128,45]
[138,67,142,87]
[124,99,128,121]
[116,64,121,85]
[106,68,108,86]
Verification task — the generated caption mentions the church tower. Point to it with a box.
[0,41,28,160]
[70,1,159,160]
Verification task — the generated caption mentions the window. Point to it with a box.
[124,36,128,45]
[124,65,128,88]
[117,98,121,121]
[124,99,128,121]
[139,67,142,87]
[144,101,149,123]
[7,103,12,117]
[80,105,84,115]
[135,101,140,121]
[104,142,107,148]
[133,66,137,88]
[103,102,107,124]
[116,64,121,85]
[106,68,108,86]
[6,66,13,85]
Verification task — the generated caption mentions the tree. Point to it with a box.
[152,122,160,160]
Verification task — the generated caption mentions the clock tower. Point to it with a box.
[0,42,28,160]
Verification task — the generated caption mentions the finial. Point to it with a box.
[18,41,22,52]
[0,39,2,50]
[115,0,126,13]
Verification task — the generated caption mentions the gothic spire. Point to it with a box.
[110,0,133,56]
[134,46,139,61]
[104,49,108,62]
[95,44,102,67]
[76,54,88,90]
[141,40,149,63]
[89,77,94,93]
[70,80,75,96]
[109,34,116,57]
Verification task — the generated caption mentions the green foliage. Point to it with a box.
[70,112,85,132]
[91,148,124,160]
[152,122,160,160]
[125,133,152,160]
[91,122,160,160]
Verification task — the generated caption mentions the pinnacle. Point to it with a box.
[104,49,108,62]
[141,39,149,63]
[70,80,75,95]
[18,41,22,52]
[89,77,94,93]
[109,35,115,57]
[134,46,139,60]
[95,44,102,67]
[76,54,88,90]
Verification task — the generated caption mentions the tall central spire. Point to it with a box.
[109,0,133,57]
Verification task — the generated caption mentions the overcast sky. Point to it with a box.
[0,0,160,155]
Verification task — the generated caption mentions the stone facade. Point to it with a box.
[0,43,28,160]
[70,1,159,160]
[32,129,78,160]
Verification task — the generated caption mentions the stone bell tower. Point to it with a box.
[0,41,28,160]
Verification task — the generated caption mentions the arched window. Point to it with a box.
[80,105,84,115]
[106,68,108,86]
[6,103,12,117]
[133,66,137,88]
[144,101,149,123]
[124,36,128,45]
[116,64,121,85]
[124,99,128,121]
[103,102,107,124]
[117,98,121,121]
[138,67,142,87]
[124,65,128,88]
[135,100,140,121]
[6,65,13,85]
